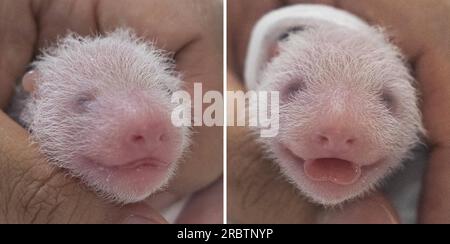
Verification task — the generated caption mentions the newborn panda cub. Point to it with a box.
[9,29,191,203]
[245,5,424,205]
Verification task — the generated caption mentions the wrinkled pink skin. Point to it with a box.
[257,21,423,205]
[19,29,190,204]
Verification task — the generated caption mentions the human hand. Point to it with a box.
[228,0,450,223]
[0,0,222,223]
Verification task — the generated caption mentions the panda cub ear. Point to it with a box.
[22,70,39,94]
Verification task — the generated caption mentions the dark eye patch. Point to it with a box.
[278,26,306,41]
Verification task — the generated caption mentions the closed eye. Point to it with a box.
[74,93,95,112]
[381,90,395,113]
[281,80,307,102]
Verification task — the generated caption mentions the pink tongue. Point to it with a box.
[304,158,361,185]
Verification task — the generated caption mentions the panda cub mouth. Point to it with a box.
[280,143,383,186]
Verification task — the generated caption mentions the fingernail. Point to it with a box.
[318,198,399,224]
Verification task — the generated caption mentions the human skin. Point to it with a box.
[228,0,450,223]
[0,0,222,224]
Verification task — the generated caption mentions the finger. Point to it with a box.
[318,192,400,224]
[32,0,99,47]
[386,2,450,223]
[417,49,450,223]
[412,5,450,188]
[0,0,36,109]
[176,177,223,224]
[419,147,450,223]
[96,0,204,53]
[0,111,167,224]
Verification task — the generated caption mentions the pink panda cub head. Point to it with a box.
[23,29,190,203]
[258,20,424,205]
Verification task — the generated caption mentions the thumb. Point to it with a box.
[317,192,400,224]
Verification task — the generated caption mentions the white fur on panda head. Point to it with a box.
[17,29,191,204]
[245,5,424,205]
